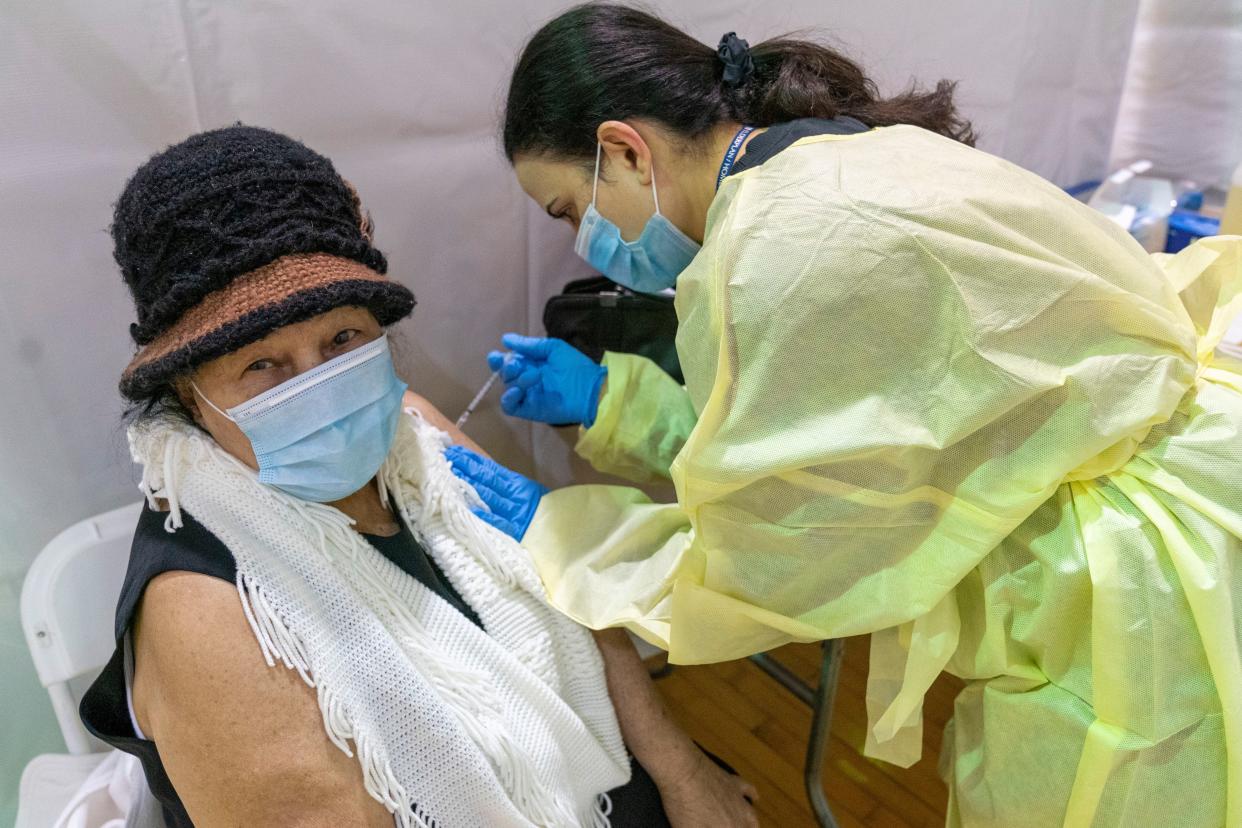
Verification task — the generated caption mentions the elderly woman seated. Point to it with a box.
[79,126,757,828]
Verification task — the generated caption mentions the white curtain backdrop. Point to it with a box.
[1111,0,1242,189]
[1,0,1143,818]
[1109,0,1242,345]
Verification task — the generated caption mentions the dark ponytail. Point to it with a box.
[503,3,975,163]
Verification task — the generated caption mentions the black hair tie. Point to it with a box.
[717,32,755,87]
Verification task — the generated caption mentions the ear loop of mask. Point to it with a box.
[592,141,663,218]
[190,381,236,423]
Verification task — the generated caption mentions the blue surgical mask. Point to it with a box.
[192,334,407,502]
[573,143,701,294]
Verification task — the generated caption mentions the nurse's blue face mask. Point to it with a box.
[191,334,407,503]
[573,142,701,294]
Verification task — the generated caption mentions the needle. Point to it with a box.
[455,371,501,429]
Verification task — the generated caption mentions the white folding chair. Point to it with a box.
[21,501,142,754]
[16,502,144,828]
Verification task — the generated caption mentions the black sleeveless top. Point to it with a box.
[79,504,672,827]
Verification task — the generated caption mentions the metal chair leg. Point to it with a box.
[748,651,815,705]
[748,640,843,828]
[805,639,843,828]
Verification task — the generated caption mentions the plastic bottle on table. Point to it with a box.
[1088,160,1176,253]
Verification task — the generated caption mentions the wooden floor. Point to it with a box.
[653,636,964,827]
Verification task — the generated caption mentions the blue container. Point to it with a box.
[1165,210,1221,253]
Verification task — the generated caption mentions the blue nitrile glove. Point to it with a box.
[444,445,549,541]
[487,334,607,427]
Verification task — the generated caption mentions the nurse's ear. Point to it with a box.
[596,120,654,187]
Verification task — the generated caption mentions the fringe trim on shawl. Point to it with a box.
[235,571,437,828]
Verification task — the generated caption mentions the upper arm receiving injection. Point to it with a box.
[401,389,491,457]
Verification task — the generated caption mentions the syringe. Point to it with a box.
[455,370,501,429]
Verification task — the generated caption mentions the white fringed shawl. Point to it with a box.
[128,410,629,827]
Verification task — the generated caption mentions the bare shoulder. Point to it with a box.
[401,389,489,457]
[132,571,261,716]
[132,572,392,825]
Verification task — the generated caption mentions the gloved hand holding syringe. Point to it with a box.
[456,348,531,428]
[456,335,607,429]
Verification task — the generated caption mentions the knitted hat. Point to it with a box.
[115,125,415,401]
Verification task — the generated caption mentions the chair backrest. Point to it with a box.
[21,502,143,754]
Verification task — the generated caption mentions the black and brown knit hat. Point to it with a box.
[115,125,415,401]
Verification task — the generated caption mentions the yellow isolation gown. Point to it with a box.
[523,125,1242,826]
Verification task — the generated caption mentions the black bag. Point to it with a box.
[542,276,683,384]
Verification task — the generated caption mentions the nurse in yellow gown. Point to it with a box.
[457,6,1242,825]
